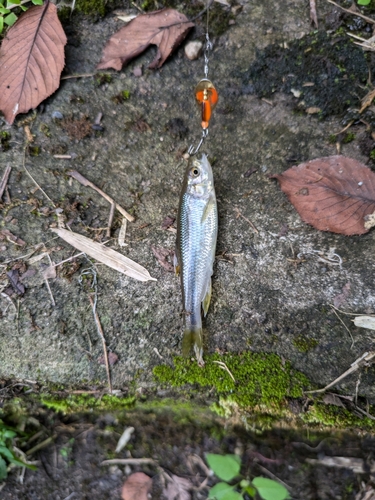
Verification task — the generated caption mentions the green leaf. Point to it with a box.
[31,0,43,4]
[358,0,371,4]
[0,7,10,13]
[9,456,37,470]
[252,477,290,500]
[3,430,16,439]
[208,482,236,500]
[19,4,27,9]
[0,445,15,461]
[0,15,3,34]
[0,456,7,481]
[206,454,241,482]
[4,11,17,25]
[6,0,20,5]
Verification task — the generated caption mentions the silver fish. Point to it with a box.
[176,154,218,365]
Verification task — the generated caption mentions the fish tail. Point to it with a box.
[182,311,204,366]
[182,328,204,366]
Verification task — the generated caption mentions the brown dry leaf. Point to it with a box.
[121,472,152,500]
[51,227,157,282]
[163,474,192,500]
[0,229,26,246]
[97,9,194,71]
[271,156,375,235]
[151,246,174,272]
[0,2,67,124]
[333,283,351,309]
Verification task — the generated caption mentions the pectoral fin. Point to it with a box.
[202,279,212,317]
[201,193,215,223]
[173,252,180,276]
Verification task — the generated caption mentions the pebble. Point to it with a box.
[51,111,64,120]
[185,41,203,60]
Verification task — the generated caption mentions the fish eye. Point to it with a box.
[190,167,200,177]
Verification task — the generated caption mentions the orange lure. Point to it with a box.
[195,78,218,130]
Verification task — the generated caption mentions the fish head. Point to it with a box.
[186,154,214,197]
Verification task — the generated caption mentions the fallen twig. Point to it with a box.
[101,458,157,466]
[234,207,259,234]
[26,434,57,456]
[22,147,55,207]
[88,291,112,394]
[330,305,354,349]
[0,164,11,201]
[107,202,115,238]
[326,0,375,24]
[255,464,292,492]
[310,0,318,27]
[68,170,134,222]
[305,351,375,394]
[118,217,127,247]
[60,73,95,80]
[213,360,236,382]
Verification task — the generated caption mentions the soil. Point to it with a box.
[2,0,375,498]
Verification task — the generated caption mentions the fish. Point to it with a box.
[175,154,218,366]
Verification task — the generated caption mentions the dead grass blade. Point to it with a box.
[51,228,156,282]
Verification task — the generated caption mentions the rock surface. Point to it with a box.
[1,0,375,405]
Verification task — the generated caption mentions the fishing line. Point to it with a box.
[188,0,218,155]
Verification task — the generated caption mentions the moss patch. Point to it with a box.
[244,31,368,118]
[303,402,375,430]
[153,352,310,409]
[293,335,319,353]
[41,393,136,414]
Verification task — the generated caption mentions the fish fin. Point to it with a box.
[201,193,215,223]
[173,252,180,276]
[202,279,212,317]
[182,327,204,366]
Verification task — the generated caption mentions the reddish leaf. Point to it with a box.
[97,9,194,71]
[0,2,67,124]
[151,246,174,272]
[121,472,152,500]
[271,156,375,235]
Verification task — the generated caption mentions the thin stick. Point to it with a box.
[44,278,55,307]
[68,170,134,222]
[255,464,292,492]
[310,0,318,27]
[23,149,55,207]
[53,252,85,268]
[107,202,115,238]
[234,207,259,233]
[329,304,363,317]
[101,458,157,466]
[0,165,11,201]
[61,73,96,80]
[26,434,57,456]
[326,0,375,24]
[212,361,236,382]
[89,295,112,393]
[330,305,354,348]
[305,351,375,394]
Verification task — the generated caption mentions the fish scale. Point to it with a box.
[176,154,218,365]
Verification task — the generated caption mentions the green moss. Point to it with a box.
[75,0,106,17]
[328,134,337,144]
[0,131,10,151]
[303,402,375,430]
[153,352,310,409]
[28,145,40,156]
[41,393,136,414]
[343,132,355,144]
[292,335,319,353]
[95,73,112,86]
[40,123,51,137]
